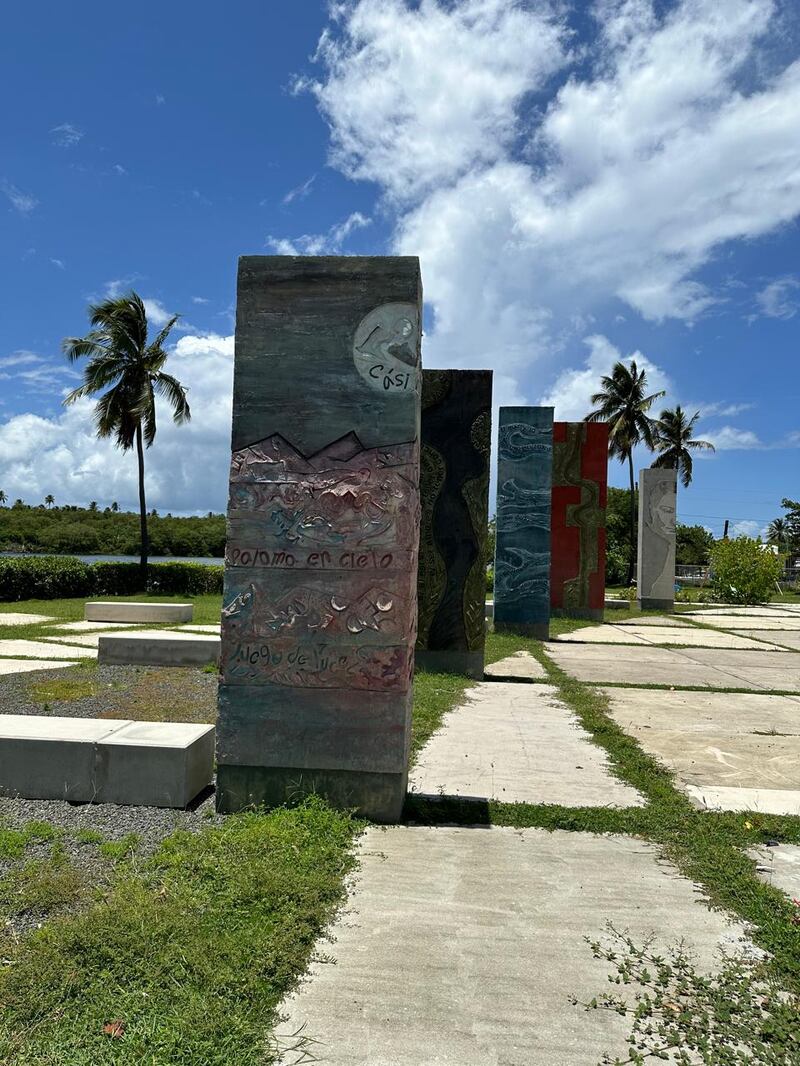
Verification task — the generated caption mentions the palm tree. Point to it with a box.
[767,517,791,555]
[652,406,715,488]
[0,491,6,506]
[88,501,99,512]
[63,292,190,585]
[111,501,119,513]
[44,494,55,508]
[586,360,665,584]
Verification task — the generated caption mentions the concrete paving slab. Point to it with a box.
[547,642,752,689]
[554,625,651,645]
[277,826,745,1066]
[613,615,692,627]
[0,659,76,676]
[50,620,142,633]
[602,687,800,811]
[687,786,800,816]
[749,844,800,899]
[0,639,96,660]
[175,624,221,634]
[410,683,643,807]
[40,633,101,648]
[483,651,547,681]
[86,601,193,623]
[686,607,800,618]
[682,615,800,630]
[739,629,800,650]
[675,649,800,692]
[611,625,786,651]
[556,624,784,650]
[0,612,55,626]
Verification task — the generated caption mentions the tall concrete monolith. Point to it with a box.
[493,406,553,639]
[550,421,609,620]
[216,256,422,822]
[416,369,492,680]
[637,467,677,611]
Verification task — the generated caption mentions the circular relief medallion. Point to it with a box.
[353,302,421,395]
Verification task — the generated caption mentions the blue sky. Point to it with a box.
[1,0,799,537]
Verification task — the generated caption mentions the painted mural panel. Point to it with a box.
[493,407,553,639]
[216,256,422,821]
[416,369,492,679]
[550,421,609,619]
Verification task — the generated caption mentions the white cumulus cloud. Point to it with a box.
[0,334,234,513]
[302,0,800,399]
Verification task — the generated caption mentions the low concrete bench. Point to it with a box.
[98,631,220,666]
[85,601,193,623]
[0,715,214,808]
[604,598,631,610]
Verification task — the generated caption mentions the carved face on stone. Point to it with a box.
[649,482,676,537]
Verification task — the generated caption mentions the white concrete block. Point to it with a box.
[0,714,215,807]
[97,721,215,807]
[85,601,193,623]
[0,716,131,802]
[98,631,220,666]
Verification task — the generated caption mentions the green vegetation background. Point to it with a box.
[0,503,225,558]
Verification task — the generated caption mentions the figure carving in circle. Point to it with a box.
[353,302,421,394]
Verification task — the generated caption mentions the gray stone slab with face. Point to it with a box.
[637,467,677,611]
[493,406,553,639]
[217,256,422,822]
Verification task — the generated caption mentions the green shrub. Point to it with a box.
[0,556,224,602]
[485,566,494,593]
[604,544,628,586]
[709,536,783,604]
[148,562,223,595]
[0,555,93,601]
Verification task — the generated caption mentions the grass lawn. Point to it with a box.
[0,801,359,1065]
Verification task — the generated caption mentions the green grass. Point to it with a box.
[0,800,360,1066]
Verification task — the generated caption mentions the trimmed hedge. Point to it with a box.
[0,556,223,602]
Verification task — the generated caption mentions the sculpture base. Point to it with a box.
[551,607,604,622]
[415,649,485,680]
[494,621,550,640]
[637,597,674,613]
[215,764,407,823]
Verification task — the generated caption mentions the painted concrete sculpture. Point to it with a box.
[417,369,492,679]
[550,421,609,620]
[637,467,677,611]
[216,256,422,822]
[493,406,553,639]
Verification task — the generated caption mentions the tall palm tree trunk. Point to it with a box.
[135,422,148,589]
[627,450,636,585]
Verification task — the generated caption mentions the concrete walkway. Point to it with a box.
[410,682,643,808]
[277,827,743,1066]
[603,686,800,814]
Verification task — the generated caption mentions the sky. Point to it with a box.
[1,0,799,538]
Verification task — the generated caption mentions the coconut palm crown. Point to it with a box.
[585,359,665,585]
[651,405,715,488]
[63,292,190,582]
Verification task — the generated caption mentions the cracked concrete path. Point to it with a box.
[602,687,800,813]
[409,681,643,807]
[277,827,745,1066]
